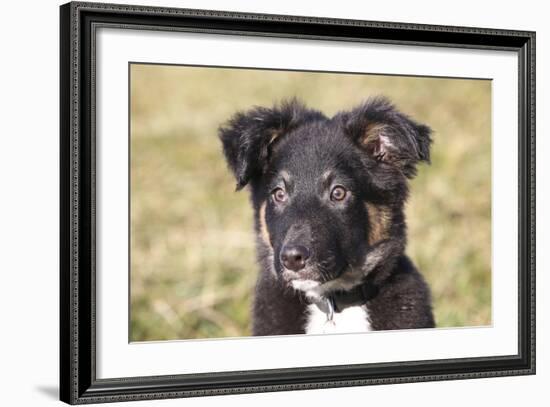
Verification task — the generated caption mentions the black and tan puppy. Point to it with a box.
[219,97,435,336]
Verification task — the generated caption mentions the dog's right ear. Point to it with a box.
[219,99,324,190]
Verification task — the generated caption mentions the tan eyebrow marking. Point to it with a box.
[279,170,290,183]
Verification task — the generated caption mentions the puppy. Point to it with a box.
[219,97,435,335]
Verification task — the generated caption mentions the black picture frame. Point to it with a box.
[60,1,536,404]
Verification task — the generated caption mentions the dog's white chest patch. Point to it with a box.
[305,304,372,334]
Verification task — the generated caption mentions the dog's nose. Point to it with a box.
[280,245,310,271]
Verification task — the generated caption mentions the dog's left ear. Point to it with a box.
[344,97,432,178]
[219,99,324,190]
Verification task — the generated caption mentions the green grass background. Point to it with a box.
[130,64,492,341]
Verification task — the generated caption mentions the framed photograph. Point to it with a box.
[60,1,536,404]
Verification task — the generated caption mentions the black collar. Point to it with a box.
[310,281,379,318]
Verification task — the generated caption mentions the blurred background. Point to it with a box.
[130,64,492,341]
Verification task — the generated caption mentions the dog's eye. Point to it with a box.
[272,187,287,203]
[330,186,347,202]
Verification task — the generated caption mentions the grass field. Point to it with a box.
[130,64,492,341]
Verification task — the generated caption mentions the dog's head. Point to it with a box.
[219,98,431,298]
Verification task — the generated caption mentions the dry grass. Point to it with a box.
[130,64,492,341]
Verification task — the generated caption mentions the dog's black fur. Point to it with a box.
[219,97,435,336]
